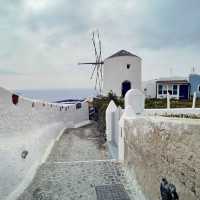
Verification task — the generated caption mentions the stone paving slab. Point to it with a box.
[18,161,137,200]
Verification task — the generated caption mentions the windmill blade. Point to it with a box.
[97,67,101,91]
[78,29,104,95]
[97,44,103,88]
[97,30,102,63]
[93,31,101,91]
[97,31,101,58]
[97,64,102,89]
[92,32,98,61]
[97,30,103,94]
[98,32,103,82]
[78,62,104,65]
[98,71,101,93]
[92,36,97,58]
[95,69,99,90]
[90,64,97,79]
[100,63,103,86]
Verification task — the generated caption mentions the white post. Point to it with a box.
[167,92,170,109]
[106,100,117,142]
[113,106,122,147]
[118,125,124,161]
[192,92,196,109]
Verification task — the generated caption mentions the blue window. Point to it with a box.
[173,85,177,95]
[158,85,163,94]
[168,90,172,95]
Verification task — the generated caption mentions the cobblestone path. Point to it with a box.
[18,124,140,200]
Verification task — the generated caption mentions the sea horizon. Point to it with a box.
[15,88,98,102]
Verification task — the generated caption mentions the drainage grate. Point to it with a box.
[95,184,131,200]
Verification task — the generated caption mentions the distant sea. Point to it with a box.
[16,88,98,102]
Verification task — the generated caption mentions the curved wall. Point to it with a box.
[189,74,200,97]
[0,87,88,199]
[103,56,142,96]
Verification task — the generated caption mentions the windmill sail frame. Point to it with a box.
[78,30,104,95]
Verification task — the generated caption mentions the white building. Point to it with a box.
[103,50,142,97]
[156,77,190,99]
[142,79,157,99]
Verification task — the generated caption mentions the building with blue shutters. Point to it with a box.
[156,77,190,100]
[189,74,200,98]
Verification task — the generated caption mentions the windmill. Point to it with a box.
[78,30,104,95]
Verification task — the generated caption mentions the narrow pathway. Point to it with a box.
[18,124,138,200]
[47,123,108,162]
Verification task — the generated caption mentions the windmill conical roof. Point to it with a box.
[106,50,141,60]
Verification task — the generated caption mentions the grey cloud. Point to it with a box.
[25,0,93,34]
[0,68,23,75]
[0,0,199,81]
[1,0,200,49]
[131,0,200,49]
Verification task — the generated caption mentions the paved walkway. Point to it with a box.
[47,124,108,162]
[17,124,140,200]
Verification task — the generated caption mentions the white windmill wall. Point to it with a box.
[103,55,142,96]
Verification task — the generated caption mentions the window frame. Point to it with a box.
[173,84,178,95]
[163,85,167,94]
[158,84,163,95]
[168,85,172,95]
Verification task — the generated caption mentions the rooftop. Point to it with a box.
[156,77,189,84]
[106,50,141,60]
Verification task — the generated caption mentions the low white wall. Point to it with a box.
[144,108,200,117]
[0,87,89,199]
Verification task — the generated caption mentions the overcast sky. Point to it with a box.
[0,0,200,89]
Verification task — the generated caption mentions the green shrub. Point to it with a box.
[145,98,200,109]
[93,93,124,133]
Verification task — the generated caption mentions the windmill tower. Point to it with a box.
[78,30,104,95]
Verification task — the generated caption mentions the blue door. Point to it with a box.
[179,85,188,99]
[122,81,131,97]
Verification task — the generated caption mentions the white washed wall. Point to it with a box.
[0,87,89,200]
[103,56,142,96]
[144,108,200,117]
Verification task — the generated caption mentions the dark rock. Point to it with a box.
[21,150,28,159]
